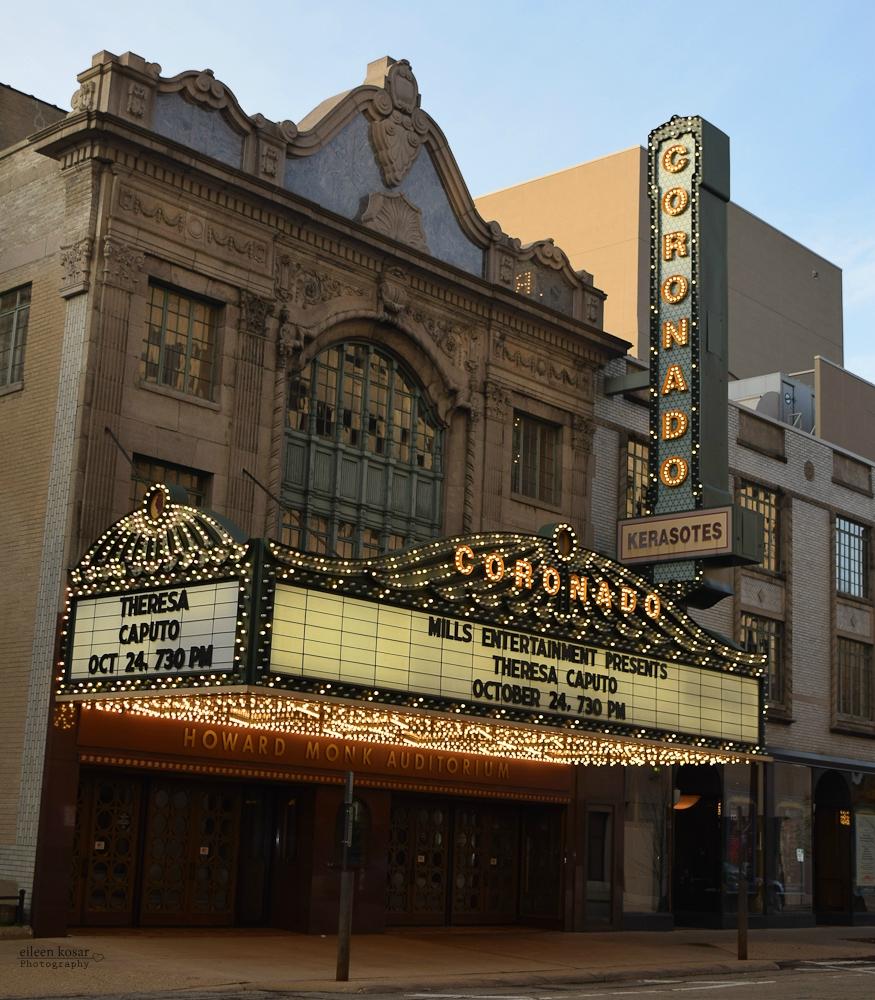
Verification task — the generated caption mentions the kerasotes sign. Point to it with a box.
[270,585,760,745]
[647,117,731,583]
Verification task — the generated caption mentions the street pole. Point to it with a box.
[737,762,757,961]
[336,770,354,982]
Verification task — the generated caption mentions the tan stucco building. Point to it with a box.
[476,147,845,379]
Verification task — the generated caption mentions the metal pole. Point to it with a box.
[336,771,354,982]
[737,763,756,961]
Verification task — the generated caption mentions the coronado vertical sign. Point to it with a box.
[647,117,732,589]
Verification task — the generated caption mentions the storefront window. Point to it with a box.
[852,774,875,913]
[723,763,763,914]
[767,762,812,913]
[623,767,670,913]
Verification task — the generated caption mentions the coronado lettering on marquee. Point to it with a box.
[453,544,662,619]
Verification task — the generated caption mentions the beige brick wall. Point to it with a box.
[0,147,67,845]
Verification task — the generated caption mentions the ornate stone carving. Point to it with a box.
[239,290,273,337]
[276,306,308,371]
[261,146,278,177]
[206,225,267,264]
[274,255,365,306]
[571,415,596,453]
[409,306,468,361]
[494,334,582,388]
[360,192,429,253]
[102,237,144,292]
[484,382,510,421]
[127,83,147,118]
[379,266,408,315]
[70,80,96,112]
[188,70,230,110]
[585,291,600,323]
[119,187,185,232]
[368,59,429,186]
[59,237,93,296]
[498,253,514,287]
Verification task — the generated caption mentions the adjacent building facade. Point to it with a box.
[0,49,870,937]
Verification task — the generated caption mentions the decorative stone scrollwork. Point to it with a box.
[368,59,430,186]
[274,255,366,306]
[276,306,312,372]
[379,266,409,316]
[70,80,96,112]
[59,237,93,297]
[127,83,147,118]
[484,381,510,422]
[261,146,278,177]
[239,290,273,338]
[360,192,429,253]
[102,237,144,292]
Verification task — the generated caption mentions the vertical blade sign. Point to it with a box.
[648,117,731,590]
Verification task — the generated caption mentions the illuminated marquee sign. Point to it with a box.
[269,585,760,746]
[648,117,732,587]
[68,580,240,680]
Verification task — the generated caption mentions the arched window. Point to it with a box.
[282,342,443,557]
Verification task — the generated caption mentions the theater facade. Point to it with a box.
[47,485,764,932]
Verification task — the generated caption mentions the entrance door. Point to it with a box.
[519,805,563,924]
[672,765,723,924]
[814,771,852,923]
[386,798,450,925]
[451,803,519,924]
[70,774,142,926]
[386,796,535,926]
[584,806,614,926]
[139,779,241,926]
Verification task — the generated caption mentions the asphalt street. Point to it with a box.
[10,961,875,1000]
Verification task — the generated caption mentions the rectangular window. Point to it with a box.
[736,480,780,572]
[0,284,31,388]
[131,456,209,508]
[740,612,785,708]
[624,438,649,519]
[512,411,561,505]
[836,517,870,598]
[837,637,873,723]
[142,284,218,399]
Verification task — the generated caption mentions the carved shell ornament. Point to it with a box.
[361,192,429,253]
[369,60,430,186]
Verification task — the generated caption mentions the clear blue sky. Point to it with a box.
[7,1,874,377]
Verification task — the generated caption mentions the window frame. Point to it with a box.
[0,283,31,389]
[835,515,870,600]
[835,636,874,728]
[130,455,211,509]
[622,435,650,520]
[141,282,220,401]
[511,410,562,507]
[282,340,444,559]
[735,478,781,573]
[739,611,787,714]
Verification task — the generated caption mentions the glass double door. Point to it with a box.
[386,795,563,926]
[70,772,242,927]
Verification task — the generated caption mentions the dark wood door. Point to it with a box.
[450,803,519,925]
[519,804,563,925]
[139,779,241,926]
[70,773,142,926]
[386,798,450,925]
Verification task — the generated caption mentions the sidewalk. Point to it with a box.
[4,924,875,998]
